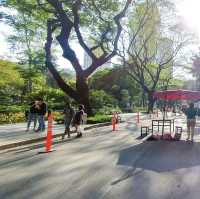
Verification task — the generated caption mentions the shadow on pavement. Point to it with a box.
[136,134,148,140]
[0,136,78,155]
[116,140,200,172]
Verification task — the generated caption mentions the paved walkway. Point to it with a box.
[0,113,137,148]
[1,112,200,149]
[0,122,66,146]
[2,117,200,199]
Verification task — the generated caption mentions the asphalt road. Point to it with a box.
[1,115,200,199]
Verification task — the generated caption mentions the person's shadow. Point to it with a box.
[112,140,200,185]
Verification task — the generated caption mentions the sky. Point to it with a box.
[177,0,200,38]
[1,0,200,70]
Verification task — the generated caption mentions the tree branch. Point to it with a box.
[47,0,83,74]
[45,19,79,101]
[72,0,97,60]
[84,0,132,77]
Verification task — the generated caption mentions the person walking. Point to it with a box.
[72,104,86,138]
[35,98,47,132]
[184,102,198,142]
[26,101,38,132]
[62,103,75,139]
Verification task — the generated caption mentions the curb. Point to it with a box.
[141,133,152,142]
[84,122,111,130]
[0,122,113,151]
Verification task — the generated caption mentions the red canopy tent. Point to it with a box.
[153,89,200,101]
[153,89,200,137]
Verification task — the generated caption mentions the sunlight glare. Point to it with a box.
[177,0,200,39]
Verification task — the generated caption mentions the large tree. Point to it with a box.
[118,0,189,112]
[5,0,133,114]
[43,0,133,114]
[7,12,46,93]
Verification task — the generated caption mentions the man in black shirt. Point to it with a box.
[35,98,47,132]
[72,104,85,138]
[26,101,38,131]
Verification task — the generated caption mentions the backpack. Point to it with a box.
[73,110,83,124]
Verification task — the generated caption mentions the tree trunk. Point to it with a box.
[142,91,146,107]
[147,91,155,113]
[76,75,92,115]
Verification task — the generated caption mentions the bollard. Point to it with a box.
[137,112,140,123]
[45,113,53,152]
[112,113,117,131]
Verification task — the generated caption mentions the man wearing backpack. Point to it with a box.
[62,103,75,139]
[72,104,86,138]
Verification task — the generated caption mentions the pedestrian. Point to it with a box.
[62,103,75,139]
[72,104,86,138]
[26,101,38,132]
[184,102,198,142]
[35,98,47,132]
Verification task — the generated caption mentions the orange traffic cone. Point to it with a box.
[45,112,53,152]
[112,113,117,131]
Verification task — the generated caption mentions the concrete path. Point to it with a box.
[0,113,137,149]
[1,120,200,199]
[1,112,199,150]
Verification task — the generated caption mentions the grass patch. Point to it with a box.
[87,115,112,124]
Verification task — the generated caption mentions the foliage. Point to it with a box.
[118,0,189,112]
[120,89,131,108]
[89,67,140,107]
[87,115,112,124]
[190,50,200,90]
[4,0,132,114]
[0,105,27,113]
[0,59,24,104]
[89,89,118,111]
[0,112,25,124]
[53,111,112,124]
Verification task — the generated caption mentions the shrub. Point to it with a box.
[87,115,112,124]
[0,111,63,125]
[134,107,147,113]
[96,106,121,115]
[0,105,27,113]
[90,90,118,111]
[0,112,25,124]
[53,112,64,124]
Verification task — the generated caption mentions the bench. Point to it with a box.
[141,126,149,136]
[152,119,175,135]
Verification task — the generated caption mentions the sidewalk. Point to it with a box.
[0,121,113,150]
[0,122,59,149]
[0,113,137,150]
[1,112,194,151]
